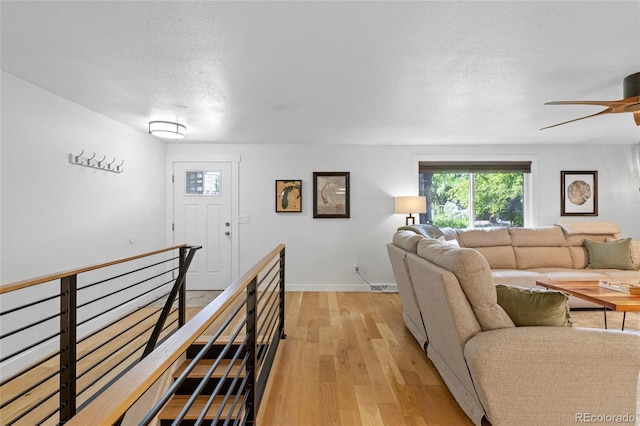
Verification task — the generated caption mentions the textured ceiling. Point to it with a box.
[2,1,639,145]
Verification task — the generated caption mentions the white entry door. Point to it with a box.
[173,161,232,290]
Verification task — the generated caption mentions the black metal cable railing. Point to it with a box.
[77,275,176,326]
[0,244,201,425]
[75,306,161,364]
[138,291,251,425]
[64,244,286,426]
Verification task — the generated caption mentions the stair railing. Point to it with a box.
[0,244,201,425]
[65,244,286,426]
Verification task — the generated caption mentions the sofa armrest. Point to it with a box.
[464,327,640,426]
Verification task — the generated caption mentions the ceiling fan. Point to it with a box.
[541,71,640,130]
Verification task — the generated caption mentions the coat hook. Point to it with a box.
[106,157,116,171]
[69,150,123,173]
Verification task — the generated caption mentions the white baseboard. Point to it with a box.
[285,283,398,293]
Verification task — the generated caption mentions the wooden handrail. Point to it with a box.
[0,244,188,295]
[66,244,286,426]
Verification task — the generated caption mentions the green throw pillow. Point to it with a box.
[583,238,636,270]
[496,285,572,327]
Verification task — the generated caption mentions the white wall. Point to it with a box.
[0,72,3,282]
[1,72,167,283]
[0,73,169,376]
[169,143,640,291]
[2,71,638,292]
[1,72,638,376]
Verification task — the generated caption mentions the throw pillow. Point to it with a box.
[631,240,640,269]
[606,238,640,270]
[444,238,460,247]
[496,285,572,327]
[583,238,636,270]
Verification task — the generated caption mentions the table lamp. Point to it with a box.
[395,196,427,225]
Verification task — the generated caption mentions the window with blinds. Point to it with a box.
[418,161,531,228]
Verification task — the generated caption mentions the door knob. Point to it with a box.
[225,231,230,236]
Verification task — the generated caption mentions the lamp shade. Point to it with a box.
[149,121,186,139]
[395,196,427,214]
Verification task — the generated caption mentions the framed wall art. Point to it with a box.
[275,180,302,213]
[312,172,350,218]
[561,171,598,216]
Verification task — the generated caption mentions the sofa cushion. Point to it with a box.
[417,238,514,331]
[568,247,588,269]
[491,269,549,287]
[496,285,571,327]
[565,233,618,246]
[474,246,516,269]
[440,227,459,242]
[509,226,566,247]
[531,268,609,283]
[387,243,428,348]
[456,228,511,248]
[392,231,424,253]
[555,221,621,235]
[584,238,635,270]
[444,238,460,247]
[514,247,573,269]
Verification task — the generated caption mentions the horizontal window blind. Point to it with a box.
[419,161,531,174]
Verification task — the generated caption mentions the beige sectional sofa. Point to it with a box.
[387,230,640,425]
[436,222,640,308]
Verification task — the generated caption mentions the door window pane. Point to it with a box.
[186,171,220,195]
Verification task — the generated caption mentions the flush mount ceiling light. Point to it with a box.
[148,121,186,139]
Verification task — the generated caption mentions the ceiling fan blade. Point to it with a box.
[540,108,612,130]
[544,100,626,108]
[635,112,640,126]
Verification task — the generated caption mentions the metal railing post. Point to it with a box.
[178,246,187,327]
[279,247,287,339]
[60,274,77,423]
[141,246,200,359]
[245,277,258,424]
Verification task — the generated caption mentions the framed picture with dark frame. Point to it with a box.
[561,171,598,216]
[275,180,302,213]
[312,172,350,218]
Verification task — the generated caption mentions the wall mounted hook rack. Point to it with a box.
[69,150,124,173]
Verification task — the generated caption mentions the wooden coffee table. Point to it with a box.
[536,280,640,330]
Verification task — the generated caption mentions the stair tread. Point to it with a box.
[159,395,239,420]
[174,359,244,378]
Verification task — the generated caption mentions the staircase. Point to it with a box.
[158,340,250,425]
[62,245,286,426]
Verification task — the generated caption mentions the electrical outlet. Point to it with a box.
[354,264,360,273]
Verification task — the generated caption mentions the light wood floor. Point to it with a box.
[0,307,188,426]
[257,292,473,426]
[5,290,636,426]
